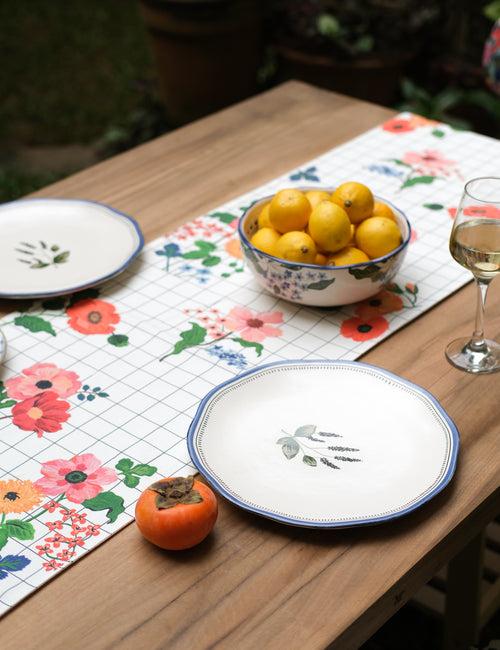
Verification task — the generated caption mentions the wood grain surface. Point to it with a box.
[1,81,499,650]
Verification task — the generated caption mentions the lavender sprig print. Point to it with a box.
[276,425,361,469]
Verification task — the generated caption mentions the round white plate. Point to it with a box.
[0,199,144,298]
[188,360,459,528]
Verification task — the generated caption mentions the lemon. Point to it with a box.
[373,201,396,222]
[314,252,328,266]
[258,203,272,229]
[355,217,402,259]
[308,201,351,253]
[348,223,356,245]
[269,189,311,233]
[327,247,369,266]
[275,231,317,264]
[305,190,332,210]
[332,182,374,224]
[250,227,281,256]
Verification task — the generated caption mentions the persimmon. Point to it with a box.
[135,476,218,550]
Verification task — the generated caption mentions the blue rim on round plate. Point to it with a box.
[188,359,459,529]
[0,198,144,299]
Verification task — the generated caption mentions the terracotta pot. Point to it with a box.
[274,44,413,106]
[139,0,263,125]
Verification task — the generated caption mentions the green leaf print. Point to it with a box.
[161,322,207,360]
[82,491,125,524]
[107,334,129,348]
[14,315,56,336]
[115,459,134,473]
[0,381,16,409]
[303,455,317,467]
[307,278,335,291]
[0,527,8,550]
[210,211,237,224]
[281,439,300,460]
[232,337,263,357]
[129,464,156,477]
[423,203,444,210]
[401,176,437,189]
[202,256,221,267]
[124,475,140,489]
[348,264,383,281]
[5,520,35,541]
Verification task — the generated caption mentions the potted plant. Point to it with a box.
[269,0,439,106]
[138,0,263,125]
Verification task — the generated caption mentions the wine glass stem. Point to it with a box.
[470,277,490,350]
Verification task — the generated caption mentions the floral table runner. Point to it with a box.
[1,113,498,614]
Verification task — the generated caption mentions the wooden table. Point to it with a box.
[2,81,500,650]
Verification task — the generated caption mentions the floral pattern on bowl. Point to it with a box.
[238,188,411,307]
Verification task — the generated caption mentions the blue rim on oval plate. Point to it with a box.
[0,198,144,299]
[188,360,459,528]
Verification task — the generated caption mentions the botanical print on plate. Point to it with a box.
[16,241,70,269]
[277,424,361,469]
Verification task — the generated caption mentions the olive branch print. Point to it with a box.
[16,241,70,269]
[277,425,361,469]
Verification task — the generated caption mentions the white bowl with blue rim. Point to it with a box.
[188,360,459,529]
[0,198,144,299]
[238,188,411,307]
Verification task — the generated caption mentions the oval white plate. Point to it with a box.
[188,360,459,528]
[0,199,144,298]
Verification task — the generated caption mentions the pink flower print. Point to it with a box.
[46,520,63,532]
[42,559,62,572]
[71,523,87,535]
[60,508,77,522]
[67,537,85,550]
[36,543,52,556]
[402,150,458,177]
[72,512,87,525]
[43,499,59,513]
[225,307,283,343]
[5,362,81,400]
[46,533,65,548]
[86,524,101,536]
[35,453,117,504]
[56,549,74,562]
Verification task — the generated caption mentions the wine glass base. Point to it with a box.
[445,337,500,374]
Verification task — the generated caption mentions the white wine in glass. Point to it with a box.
[447,177,500,373]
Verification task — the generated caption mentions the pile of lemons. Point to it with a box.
[250,182,402,266]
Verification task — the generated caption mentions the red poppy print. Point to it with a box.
[12,391,70,437]
[382,115,437,133]
[355,290,404,320]
[66,299,120,335]
[382,117,415,133]
[448,205,500,220]
[340,316,389,342]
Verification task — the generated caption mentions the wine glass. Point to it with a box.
[446,177,500,373]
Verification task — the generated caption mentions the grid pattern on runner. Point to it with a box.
[0,115,497,614]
